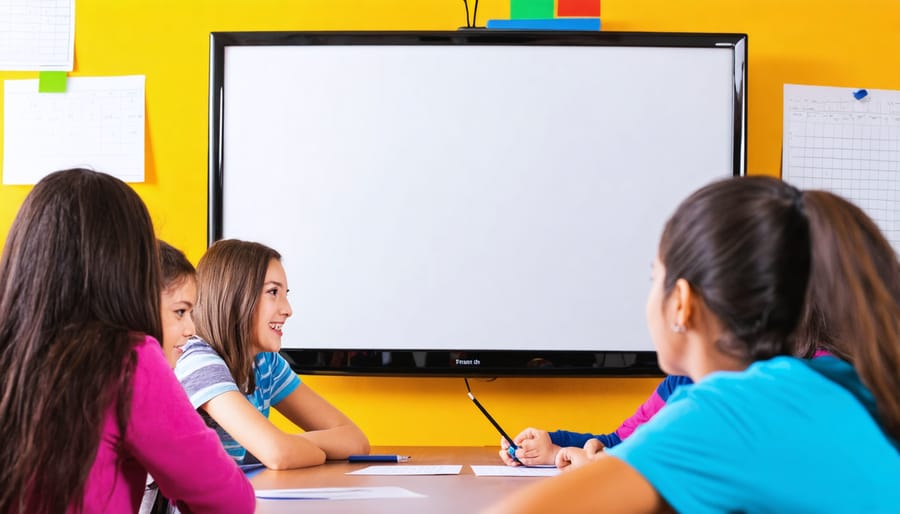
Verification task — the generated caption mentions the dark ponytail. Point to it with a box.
[658,176,811,363]
[802,191,900,441]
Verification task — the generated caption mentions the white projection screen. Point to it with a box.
[209,31,747,376]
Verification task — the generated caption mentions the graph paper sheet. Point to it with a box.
[783,84,900,253]
[0,0,75,71]
[2,75,145,185]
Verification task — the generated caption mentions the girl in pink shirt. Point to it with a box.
[0,169,254,514]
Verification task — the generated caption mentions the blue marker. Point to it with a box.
[348,454,411,463]
[853,89,868,100]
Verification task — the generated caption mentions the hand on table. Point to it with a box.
[498,427,561,467]
[555,438,605,471]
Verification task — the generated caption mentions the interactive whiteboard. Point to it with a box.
[209,31,747,375]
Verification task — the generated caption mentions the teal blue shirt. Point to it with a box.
[607,356,900,514]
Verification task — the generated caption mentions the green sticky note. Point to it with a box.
[511,0,555,19]
[38,71,67,93]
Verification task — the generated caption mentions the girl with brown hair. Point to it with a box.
[488,176,899,513]
[175,239,369,469]
[0,169,254,514]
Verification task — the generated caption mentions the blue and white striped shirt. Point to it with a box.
[174,336,301,463]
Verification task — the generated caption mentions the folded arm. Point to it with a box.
[202,390,327,470]
[273,383,370,459]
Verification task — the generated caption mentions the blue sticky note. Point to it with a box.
[853,89,868,100]
[486,18,601,30]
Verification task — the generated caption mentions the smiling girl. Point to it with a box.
[174,239,369,469]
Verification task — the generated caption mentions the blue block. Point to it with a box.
[486,18,601,31]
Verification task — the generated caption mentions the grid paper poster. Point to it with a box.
[783,84,900,253]
[0,0,74,71]
[2,75,145,185]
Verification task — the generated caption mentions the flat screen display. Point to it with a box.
[209,31,747,376]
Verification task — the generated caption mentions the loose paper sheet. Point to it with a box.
[0,0,75,71]
[470,465,560,477]
[2,75,145,185]
[346,465,463,476]
[255,487,425,500]
[783,84,900,253]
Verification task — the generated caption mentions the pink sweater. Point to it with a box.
[70,336,255,513]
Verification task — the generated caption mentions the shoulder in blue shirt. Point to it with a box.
[607,357,900,514]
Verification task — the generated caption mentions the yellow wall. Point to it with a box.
[1,1,898,445]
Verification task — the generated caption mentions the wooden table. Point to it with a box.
[250,446,545,513]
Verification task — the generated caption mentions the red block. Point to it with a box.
[558,0,600,17]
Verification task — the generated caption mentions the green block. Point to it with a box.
[38,71,67,93]
[510,0,555,19]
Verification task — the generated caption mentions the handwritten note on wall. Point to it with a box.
[2,75,145,185]
[783,84,900,253]
[0,0,75,71]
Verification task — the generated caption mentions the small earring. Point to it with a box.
[671,323,686,333]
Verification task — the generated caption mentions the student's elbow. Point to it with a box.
[254,451,285,471]
[335,426,370,458]
[350,432,371,456]
[356,430,371,454]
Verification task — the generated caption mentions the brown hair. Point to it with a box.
[194,239,281,394]
[801,190,900,440]
[159,239,196,292]
[659,176,811,363]
[0,169,162,514]
[660,176,900,441]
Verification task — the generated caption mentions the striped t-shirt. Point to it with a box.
[174,336,301,463]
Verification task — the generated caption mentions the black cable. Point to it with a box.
[462,0,471,27]
[464,376,472,393]
[472,0,480,28]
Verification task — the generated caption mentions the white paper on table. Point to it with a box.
[0,0,75,71]
[2,75,145,185]
[346,465,463,476]
[255,486,425,500]
[470,465,560,477]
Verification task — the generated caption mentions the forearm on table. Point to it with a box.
[297,423,371,459]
